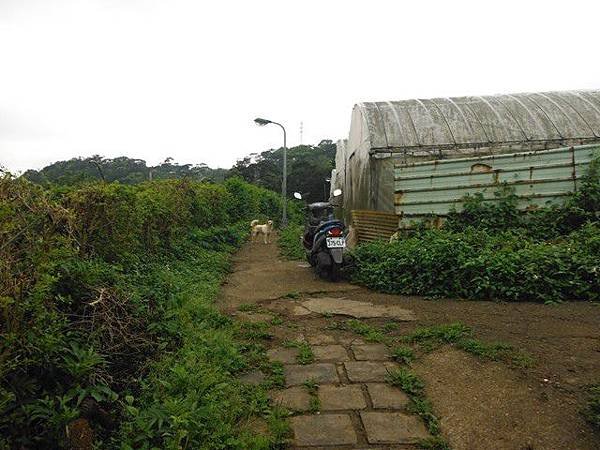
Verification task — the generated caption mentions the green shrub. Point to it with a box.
[351,224,600,302]
[0,175,284,448]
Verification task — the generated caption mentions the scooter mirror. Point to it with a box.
[293,192,302,200]
[333,189,342,197]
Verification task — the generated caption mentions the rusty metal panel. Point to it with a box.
[394,144,600,227]
[351,210,399,242]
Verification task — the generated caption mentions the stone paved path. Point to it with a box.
[220,234,600,449]
[267,332,430,448]
[220,235,430,448]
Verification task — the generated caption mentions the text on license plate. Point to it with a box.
[326,237,346,248]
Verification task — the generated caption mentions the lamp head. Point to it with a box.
[254,117,272,126]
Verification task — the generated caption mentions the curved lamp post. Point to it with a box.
[254,117,288,226]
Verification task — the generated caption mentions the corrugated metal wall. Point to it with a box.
[350,210,399,242]
[394,144,600,227]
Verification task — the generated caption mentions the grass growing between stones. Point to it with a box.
[265,362,286,389]
[238,303,261,312]
[236,321,274,341]
[284,340,314,365]
[336,320,534,448]
[270,315,284,326]
[303,380,321,413]
[386,368,447,448]
[346,319,387,343]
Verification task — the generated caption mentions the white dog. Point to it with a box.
[251,219,273,244]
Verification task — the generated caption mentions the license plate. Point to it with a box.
[326,237,346,248]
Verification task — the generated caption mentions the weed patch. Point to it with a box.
[346,319,386,343]
[404,323,471,348]
[457,339,532,368]
[386,368,424,396]
[583,383,600,431]
[391,345,415,364]
[239,303,261,312]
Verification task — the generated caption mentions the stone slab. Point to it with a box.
[267,347,299,364]
[302,297,416,321]
[284,363,339,386]
[367,383,410,409]
[360,411,430,444]
[291,414,357,446]
[312,345,349,362]
[269,386,311,412]
[344,361,398,383]
[319,384,367,410]
[307,333,337,345]
[239,370,265,385]
[292,305,312,316]
[353,344,391,361]
[338,336,365,346]
[236,312,273,323]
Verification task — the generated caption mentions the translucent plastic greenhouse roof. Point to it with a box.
[357,90,600,152]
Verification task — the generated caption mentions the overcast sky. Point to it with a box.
[1,0,599,172]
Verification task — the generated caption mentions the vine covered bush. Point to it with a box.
[0,176,284,448]
[350,159,600,302]
[278,224,305,260]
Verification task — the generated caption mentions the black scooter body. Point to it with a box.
[301,202,346,281]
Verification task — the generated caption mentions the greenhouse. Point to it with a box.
[333,89,600,236]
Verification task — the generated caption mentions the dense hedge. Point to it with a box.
[0,176,284,448]
[350,159,600,302]
[351,224,600,302]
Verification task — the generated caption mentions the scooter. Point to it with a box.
[293,189,346,281]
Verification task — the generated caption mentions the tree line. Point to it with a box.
[21,139,336,203]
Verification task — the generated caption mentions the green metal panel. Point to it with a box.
[394,144,600,226]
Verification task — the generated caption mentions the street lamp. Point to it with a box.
[254,117,288,226]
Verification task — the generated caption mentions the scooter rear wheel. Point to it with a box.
[329,263,341,282]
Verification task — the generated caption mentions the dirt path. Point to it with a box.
[218,234,600,449]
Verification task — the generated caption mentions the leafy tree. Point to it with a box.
[229,139,336,203]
